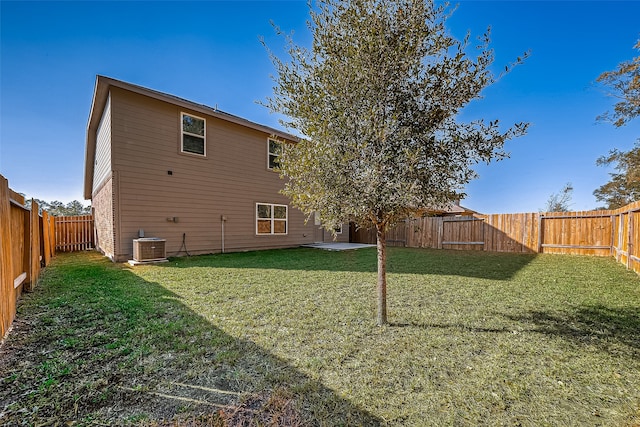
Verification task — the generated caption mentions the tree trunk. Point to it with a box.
[376,223,388,326]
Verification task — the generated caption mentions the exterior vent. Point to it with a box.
[133,238,166,262]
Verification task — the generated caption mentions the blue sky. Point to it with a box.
[1,0,639,214]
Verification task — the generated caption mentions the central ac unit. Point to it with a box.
[133,238,167,262]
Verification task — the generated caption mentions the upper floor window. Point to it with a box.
[181,113,206,156]
[268,138,282,170]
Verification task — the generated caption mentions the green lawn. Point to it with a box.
[1,248,639,426]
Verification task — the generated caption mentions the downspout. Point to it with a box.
[221,215,227,253]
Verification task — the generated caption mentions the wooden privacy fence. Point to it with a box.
[55,215,94,252]
[353,201,640,274]
[1,174,55,339]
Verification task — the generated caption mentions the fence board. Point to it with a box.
[1,175,14,338]
[42,212,52,266]
[631,211,640,272]
[26,200,41,292]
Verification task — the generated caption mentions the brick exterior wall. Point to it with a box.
[92,175,115,260]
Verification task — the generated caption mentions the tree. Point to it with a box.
[64,200,91,216]
[264,0,528,325]
[542,182,573,212]
[24,198,91,216]
[593,40,640,209]
[594,142,640,209]
[596,40,640,127]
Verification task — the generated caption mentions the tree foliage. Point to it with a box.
[264,0,528,325]
[593,40,640,210]
[596,40,640,127]
[542,182,573,212]
[594,142,640,209]
[25,198,91,216]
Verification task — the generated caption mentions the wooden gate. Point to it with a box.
[442,217,485,250]
[54,215,94,252]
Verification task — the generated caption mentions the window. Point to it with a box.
[256,203,288,235]
[268,138,282,170]
[181,113,205,156]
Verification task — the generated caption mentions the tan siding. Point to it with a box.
[93,94,112,192]
[108,87,318,260]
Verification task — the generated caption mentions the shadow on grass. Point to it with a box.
[0,253,381,425]
[391,305,640,357]
[388,322,509,334]
[161,246,537,281]
[505,305,640,355]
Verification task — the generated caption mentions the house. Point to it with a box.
[84,75,348,262]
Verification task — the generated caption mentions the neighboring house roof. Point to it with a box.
[420,201,478,216]
[83,75,298,200]
[441,202,477,215]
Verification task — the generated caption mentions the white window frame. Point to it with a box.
[256,203,288,235]
[334,224,343,234]
[181,112,206,156]
[267,138,282,170]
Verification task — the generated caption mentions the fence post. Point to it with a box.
[22,209,30,285]
[619,214,624,263]
[628,212,634,269]
[49,214,55,257]
[481,217,486,251]
[27,199,41,292]
[0,175,14,338]
[610,215,615,257]
[42,211,51,266]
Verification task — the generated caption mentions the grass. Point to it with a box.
[1,247,639,426]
